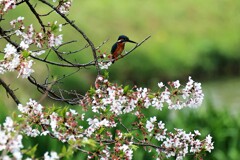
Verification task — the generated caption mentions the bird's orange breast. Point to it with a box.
[112,43,125,59]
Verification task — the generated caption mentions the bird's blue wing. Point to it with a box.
[111,42,118,54]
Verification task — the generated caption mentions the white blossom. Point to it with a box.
[4,43,17,57]
[119,144,133,160]
[146,120,154,132]
[158,82,164,88]
[99,62,112,70]
[173,80,180,88]
[44,151,59,160]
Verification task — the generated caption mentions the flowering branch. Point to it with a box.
[9,77,213,159]
[0,1,214,159]
[120,35,151,60]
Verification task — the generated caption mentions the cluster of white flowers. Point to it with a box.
[157,77,204,110]
[118,144,133,160]
[52,0,72,14]
[0,0,16,13]
[0,116,61,159]
[14,87,213,160]
[17,59,34,78]
[146,117,167,142]
[18,98,43,114]
[10,16,24,28]
[0,43,34,78]
[18,99,49,137]
[181,76,204,108]
[0,117,23,160]
[88,77,204,116]
[99,61,112,70]
[48,34,63,47]
[85,118,116,137]
[159,128,214,160]
[0,17,64,78]
[10,18,63,49]
[145,117,214,159]
[99,146,111,160]
[18,99,85,143]
[59,1,72,14]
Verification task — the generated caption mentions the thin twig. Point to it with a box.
[55,40,77,50]
[66,44,89,55]
[119,35,151,60]
[30,54,95,68]
[95,38,109,51]
[39,10,55,16]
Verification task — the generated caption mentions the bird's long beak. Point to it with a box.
[127,39,137,44]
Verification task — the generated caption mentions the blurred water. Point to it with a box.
[203,77,240,115]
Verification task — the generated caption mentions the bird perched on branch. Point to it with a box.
[111,35,137,63]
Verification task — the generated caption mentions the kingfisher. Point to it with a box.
[111,35,137,62]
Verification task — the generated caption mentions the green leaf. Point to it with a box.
[61,145,67,154]
[22,144,38,158]
[11,112,17,119]
[98,127,105,134]
[123,85,129,94]
[51,23,58,32]
[103,70,109,79]
[82,138,97,149]
[123,132,133,138]
[104,105,111,113]
[130,144,139,151]
[47,104,56,114]
[59,145,74,159]
[148,94,155,99]
[89,86,96,97]
[59,106,69,117]
[22,50,30,58]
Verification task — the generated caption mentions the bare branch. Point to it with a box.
[52,47,75,65]
[119,35,151,60]
[24,0,46,33]
[30,54,95,68]
[39,10,55,17]
[55,40,77,50]
[95,38,109,51]
[0,78,21,105]
[27,74,82,105]
[66,44,89,55]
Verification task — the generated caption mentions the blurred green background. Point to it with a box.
[1,0,240,159]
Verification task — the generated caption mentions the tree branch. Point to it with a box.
[30,54,95,68]
[0,27,20,52]
[0,78,21,105]
[24,0,46,33]
[100,35,151,64]
[119,35,151,60]
[38,0,101,75]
